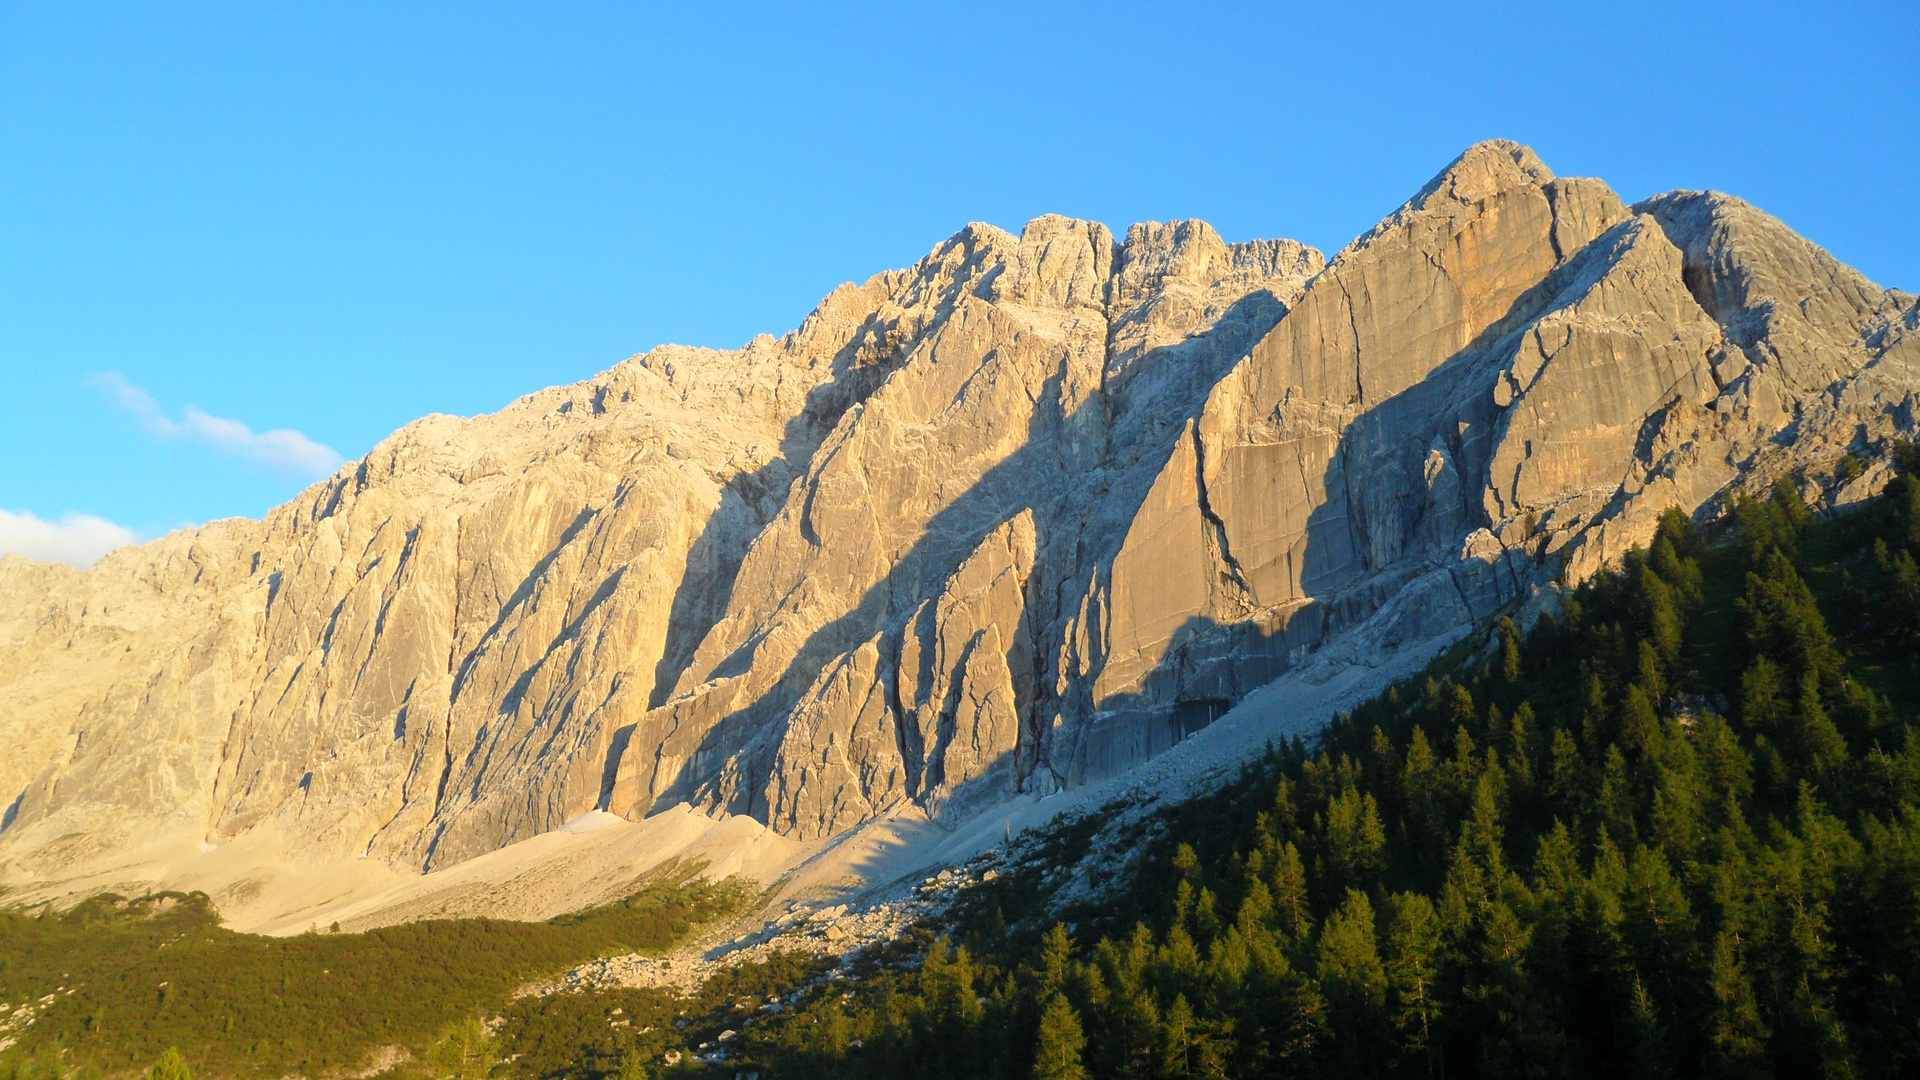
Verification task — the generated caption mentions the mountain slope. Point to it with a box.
[1,140,1914,923]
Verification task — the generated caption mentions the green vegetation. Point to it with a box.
[0,877,742,1080]
[8,456,1920,1080]
[717,460,1920,1078]
[492,949,835,1080]
[144,1050,190,1080]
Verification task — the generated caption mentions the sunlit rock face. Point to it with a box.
[3,140,1915,887]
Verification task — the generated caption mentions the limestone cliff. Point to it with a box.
[2,141,1914,902]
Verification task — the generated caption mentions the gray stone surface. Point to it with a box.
[3,140,1916,897]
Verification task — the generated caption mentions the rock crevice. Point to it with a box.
[3,141,1914,897]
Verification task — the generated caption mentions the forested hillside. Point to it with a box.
[727,452,1920,1079]
[5,453,1919,1080]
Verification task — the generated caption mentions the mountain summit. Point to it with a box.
[2,141,1915,927]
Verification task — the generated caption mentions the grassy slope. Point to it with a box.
[0,877,744,1080]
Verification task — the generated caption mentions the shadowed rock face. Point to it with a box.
[3,140,1915,886]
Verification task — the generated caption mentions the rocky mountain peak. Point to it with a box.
[1411,137,1557,210]
[2,141,1914,928]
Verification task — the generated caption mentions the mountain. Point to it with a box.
[2,141,1915,927]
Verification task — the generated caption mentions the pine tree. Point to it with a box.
[923,938,984,1027]
[1032,993,1088,1080]
[612,1051,649,1080]
[1901,458,1920,546]
[1193,888,1221,945]
[1696,713,1755,810]
[1039,922,1074,999]
[1877,542,1920,645]
[1319,890,1387,1009]
[428,1019,495,1080]
[1268,841,1311,942]
[1500,617,1523,684]
[1447,683,1476,732]
[1598,745,1637,846]
[1741,656,1791,736]
[1581,672,1613,755]
[1623,846,1697,998]
[1622,684,1662,759]
[1638,567,1684,666]
[1626,976,1678,1080]
[1322,785,1386,890]
[1740,549,1841,681]
[1385,892,1443,1076]
[1650,520,1705,605]
[1707,926,1770,1073]
[1405,727,1443,874]
[146,1049,192,1080]
[1797,673,1851,786]
[1156,994,1198,1079]
[1507,702,1538,797]
[1548,726,1584,808]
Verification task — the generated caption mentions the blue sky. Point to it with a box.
[3,2,1916,565]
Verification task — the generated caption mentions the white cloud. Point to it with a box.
[91,372,346,479]
[0,509,140,568]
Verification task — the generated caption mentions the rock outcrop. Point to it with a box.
[3,140,1915,903]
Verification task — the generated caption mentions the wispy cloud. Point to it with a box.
[91,372,346,479]
[0,508,140,568]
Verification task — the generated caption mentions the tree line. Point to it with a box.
[727,454,1920,1079]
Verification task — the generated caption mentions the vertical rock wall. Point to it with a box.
[3,140,1915,894]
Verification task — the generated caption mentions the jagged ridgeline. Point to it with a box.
[1,139,1917,916]
[708,462,1920,1078]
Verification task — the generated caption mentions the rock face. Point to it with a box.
[3,141,1916,895]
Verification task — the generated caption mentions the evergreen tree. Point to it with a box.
[1038,922,1074,998]
[1385,892,1443,1076]
[1032,994,1088,1080]
[1739,549,1840,682]
[611,1051,649,1080]
[430,1018,497,1080]
[1876,540,1920,645]
[1626,977,1678,1080]
[1319,889,1387,1021]
[1269,841,1311,942]
[1796,674,1851,787]
[146,1049,191,1080]
[1322,786,1386,891]
[1707,927,1771,1074]
[1500,617,1523,684]
[1155,994,1213,1080]
[1741,657,1791,736]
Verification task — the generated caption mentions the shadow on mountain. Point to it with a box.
[647,342,903,712]
[641,266,1563,825]
[1079,266,1598,786]
[629,291,1284,816]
